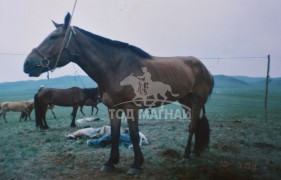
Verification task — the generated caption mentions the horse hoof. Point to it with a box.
[100,165,114,172]
[70,123,77,128]
[181,155,191,161]
[127,168,141,175]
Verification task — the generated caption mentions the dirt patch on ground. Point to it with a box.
[253,142,280,150]
[212,143,240,153]
[159,149,181,158]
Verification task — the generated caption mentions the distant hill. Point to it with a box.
[213,75,249,88]
[234,76,281,87]
[269,78,281,88]
[233,76,265,84]
[0,75,280,98]
[0,75,97,94]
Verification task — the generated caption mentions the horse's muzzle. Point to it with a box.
[23,60,31,74]
[23,58,45,77]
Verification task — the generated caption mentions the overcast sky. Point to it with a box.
[0,0,280,82]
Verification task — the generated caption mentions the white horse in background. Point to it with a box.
[0,100,34,122]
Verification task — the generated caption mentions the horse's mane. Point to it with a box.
[75,27,152,59]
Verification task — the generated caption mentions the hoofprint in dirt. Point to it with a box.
[0,113,280,179]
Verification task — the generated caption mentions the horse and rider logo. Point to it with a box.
[120,67,179,107]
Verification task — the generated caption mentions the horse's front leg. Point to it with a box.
[79,105,85,116]
[0,111,7,123]
[3,112,7,123]
[100,108,122,172]
[24,114,28,121]
[124,106,143,175]
[94,105,99,115]
[70,105,78,127]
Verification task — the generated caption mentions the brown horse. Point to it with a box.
[80,97,101,116]
[23,13,214,174]
[34,87,99,128]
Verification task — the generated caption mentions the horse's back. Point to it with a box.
[1,101,27,112]
[142,56,213,99]
[140,56,200,89]
[37,87,85,106]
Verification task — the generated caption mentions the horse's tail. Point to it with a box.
[192,72,213,154]
[209,76,214,96]
[34,93,41,128]
[194,105,210,154]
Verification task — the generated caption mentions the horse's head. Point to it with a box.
[23,13,79,77]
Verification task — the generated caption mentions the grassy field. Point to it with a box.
[0,77,281,179]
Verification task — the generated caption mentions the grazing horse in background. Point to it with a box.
[34,87,99,128]
[19,100,34,121]
[23,13,213,175]
[20,100,55,121]
[38,87,57,119]
[47,104,57,119]
[80,96,101,116]
[0,101,33,122]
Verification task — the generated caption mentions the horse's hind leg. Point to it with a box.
[28,113,32,121]
[79,106,85,116]
[20,113,27,122]
[91,106,94,115]
[42,106,49,129]
[94,105,99,115]
[179,94,202,159]
[70,105,78,127]
[50,109,57,119]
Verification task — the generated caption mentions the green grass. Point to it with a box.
[0,83,281,179]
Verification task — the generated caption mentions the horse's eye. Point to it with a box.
[49,35,60,40]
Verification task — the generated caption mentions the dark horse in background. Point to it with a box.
[81,97,101,116]
[24,13,214,175]
[34,87,99,128]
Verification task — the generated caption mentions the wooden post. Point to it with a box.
[264,55,270,122]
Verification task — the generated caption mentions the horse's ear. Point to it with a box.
[52,20,62,28]
[63,12,71,29]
